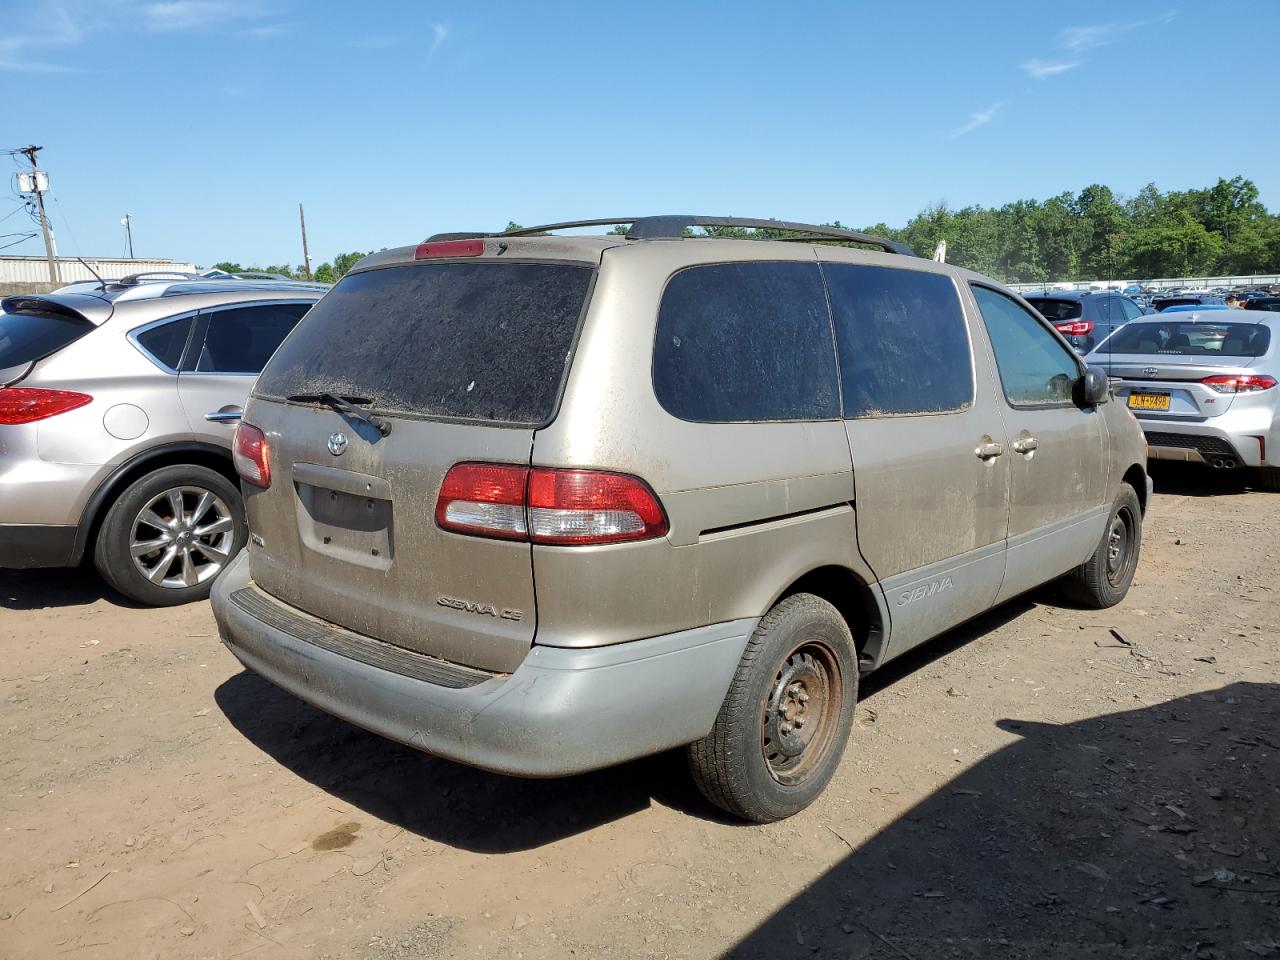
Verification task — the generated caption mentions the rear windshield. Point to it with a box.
[256,261,593,425]
[1102,321,1271,357]
[1155,298,1204,311]
[1246,299,1280,312]
[0,307,93,370]
[1025,298,1083,322]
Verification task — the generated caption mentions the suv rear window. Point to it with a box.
[256,262,593,425]
[1025,298,1083,321]
[1104,321,1271,357]
[652,261,839,422]
[0,306,93,371]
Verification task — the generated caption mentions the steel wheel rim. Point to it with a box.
[761,641,843,785]
[129,486,234,589]
[1106,505,1136,586]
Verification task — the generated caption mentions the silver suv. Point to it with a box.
[0,275,325,604]
[211,217,1150,821]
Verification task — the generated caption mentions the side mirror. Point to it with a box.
[1077,366,1111,406]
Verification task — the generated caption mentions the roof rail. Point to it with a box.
[116,271,203,286]
[426,216,916,256]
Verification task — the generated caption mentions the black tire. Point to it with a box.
[1061,483,1142,609]
[1253,468,1280,493]
[93,464,246,606]
[687,594,858,823]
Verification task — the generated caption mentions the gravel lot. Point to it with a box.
[2,464,1278,960]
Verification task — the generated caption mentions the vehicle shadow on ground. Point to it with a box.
[727,681,1280,960]
[1150,462,1253,497]
[0,566,138,611]
[214,598,1038,853]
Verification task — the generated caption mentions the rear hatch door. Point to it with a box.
[244,254,596,673]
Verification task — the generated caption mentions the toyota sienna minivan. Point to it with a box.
[212,216,1150,822]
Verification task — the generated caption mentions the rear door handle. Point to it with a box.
[205,410,242,422]
[1011,436,1040,454]
[975,439,1004,460]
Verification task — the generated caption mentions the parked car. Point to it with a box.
[210,216,1150,822]
[1024,290,1149,354]
[0,276,327,603]
[1245,297,1280,313]
[1153,294,1226,311]
[1087,309,1279,490]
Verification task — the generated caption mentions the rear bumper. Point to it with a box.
[0,524,77,568]
[1139,423,1266,467]
[211,550,755,777]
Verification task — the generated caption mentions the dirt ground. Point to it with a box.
[2,463,1278,960]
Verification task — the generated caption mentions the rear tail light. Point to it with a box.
[414,239,485,259]
[1054,320,1094,337]
[436,463,668,545]
[233,422,271,487]
[0,387,92,425]
[1201,374,1277,394]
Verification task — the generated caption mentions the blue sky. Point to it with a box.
[2,1,1277,268]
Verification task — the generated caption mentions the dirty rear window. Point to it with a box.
[255,262,593,425]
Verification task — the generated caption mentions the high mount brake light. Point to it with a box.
[1201,374,1277,394]
[436,463,668,545]
[414,239,485,259]
[233,422,271,487]
[0,387,92,425]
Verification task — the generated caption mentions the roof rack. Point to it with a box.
[116,271,203,286]
[426,216,917,257]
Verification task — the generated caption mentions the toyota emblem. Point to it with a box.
[327,432,348,456]
[1143,367,1159,376]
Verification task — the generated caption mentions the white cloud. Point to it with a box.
[1020,58,1080,80]
[1059,10,1176,53]
[0,3,86,72]
[429,22,449,58]
[143,1,258,32]
[952,101,1005,138]
[246,21,294,38]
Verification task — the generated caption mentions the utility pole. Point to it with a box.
[121,213,134,258]
[19,145,59,284]
[298,203,313,280]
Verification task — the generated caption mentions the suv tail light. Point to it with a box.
[0,387,92,425]
[436,462,668,545]
[1202,374,1277,394]
[1054,320,1094,337]
[233,422,271,487]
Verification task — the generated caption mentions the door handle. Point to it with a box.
[205,410,243,422]
[1011,436,1040,454]
[975,438,1004,460]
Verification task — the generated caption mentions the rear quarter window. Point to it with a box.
[652,261,840,422]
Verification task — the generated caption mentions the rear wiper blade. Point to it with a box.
[287,392,392,436]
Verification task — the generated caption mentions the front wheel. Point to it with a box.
[687,594,858,823]
[93,464,246,606]
[1062,483,1143,609]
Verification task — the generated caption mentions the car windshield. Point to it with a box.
[1025,298,1082,321]
[1100,320,1271,357]
[0,306,94,370]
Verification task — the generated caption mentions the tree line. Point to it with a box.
[212,176,1280,286]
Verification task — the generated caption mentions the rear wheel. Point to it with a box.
[1254,468,1280,492]
[687,594,857,823]
[1062,483,1142,609]
[94,464,246,606]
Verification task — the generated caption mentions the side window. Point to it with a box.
[134,315,195,371]
[652,261,839,422]
[195,302,311,374]
[971,286,1081,407]
[1119,298,1143,321]
[823,263,972,417]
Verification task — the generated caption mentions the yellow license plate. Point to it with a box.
[1128,392,1171,411]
